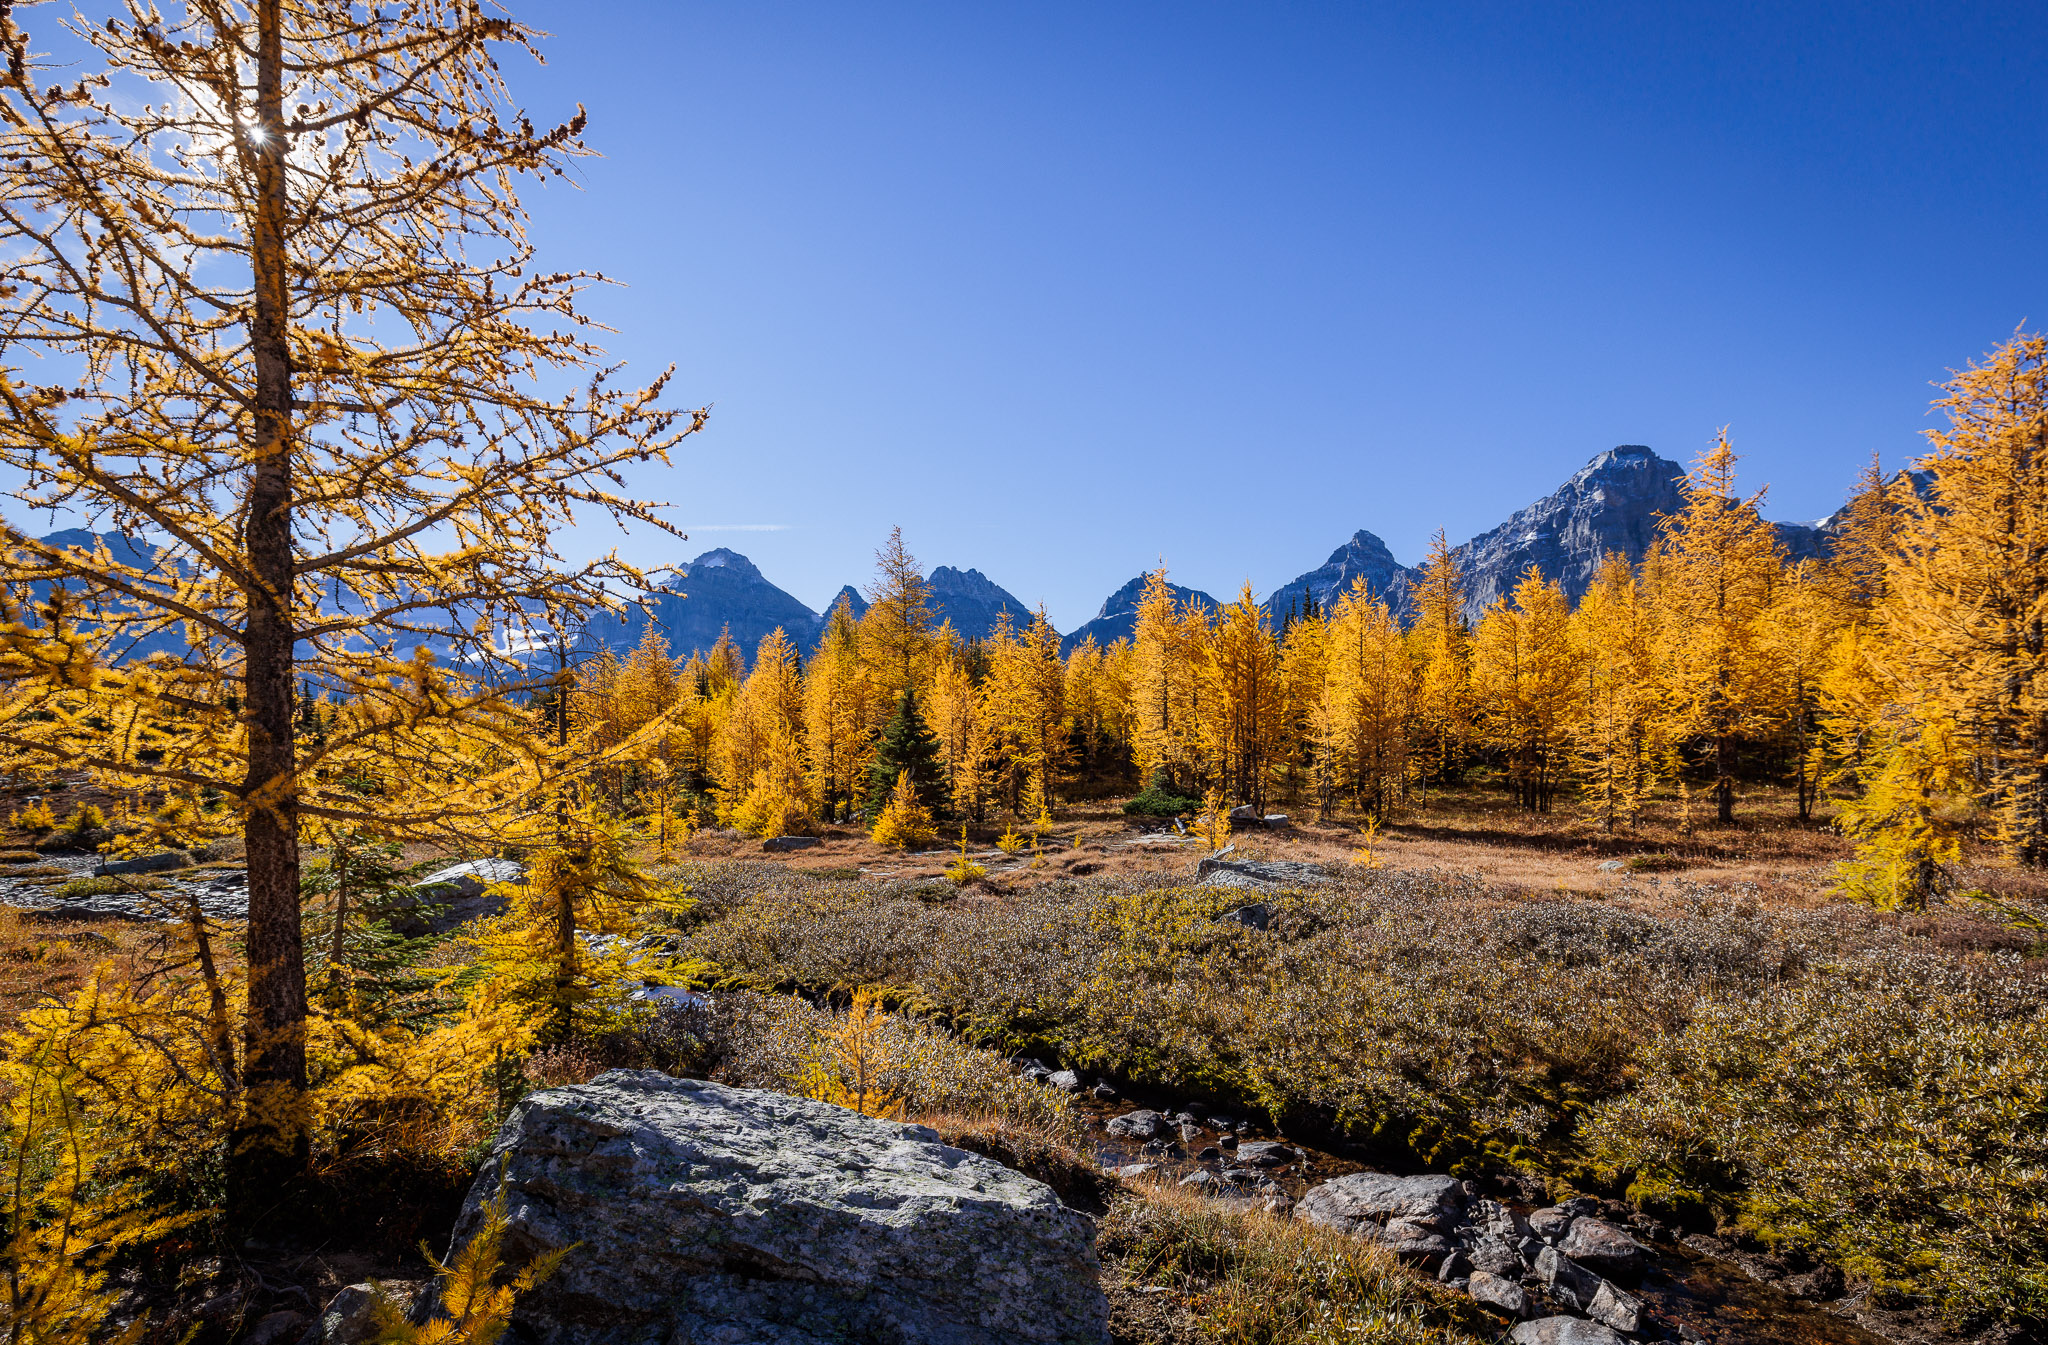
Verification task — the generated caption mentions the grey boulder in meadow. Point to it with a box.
[1294,1172,1468,1236]
[440,1070,1108,1345]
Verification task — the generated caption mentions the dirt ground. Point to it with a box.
[680,783,1886,901]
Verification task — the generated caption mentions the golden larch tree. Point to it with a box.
[1129,568,1201,794]
[860,527,935,707]
[1409,529,1471,792]
[1877,332,2048,867]
[1471,568,1580,812]
[1650,434,1786,822]
[802,597,871,822]
[1567,554,1658,831]
[1199,584,1284,814]
[713,629,808,835]
[1316,579,1409,818]
[0,0,696,1180]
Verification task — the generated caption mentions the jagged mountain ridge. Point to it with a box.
[1267,446,1890,623]
[927,565,1036,641]
[579,548,821,664]
[513,447,1921,663]
[579,552,1038,666]
[1059,574,1220,655]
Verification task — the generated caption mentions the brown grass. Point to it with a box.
[0,907,160,1022]
[674,781,1879,903]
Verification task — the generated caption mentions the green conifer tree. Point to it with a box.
[864,689,948,820]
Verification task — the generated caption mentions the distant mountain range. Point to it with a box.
[24,445,1910,670]
[574,444,1908,664]
[1059,574,1219,655]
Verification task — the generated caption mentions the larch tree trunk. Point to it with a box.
[232,0,309,1200]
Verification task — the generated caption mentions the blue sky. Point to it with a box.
[512,1,2045,627]
[31,2,2045,631]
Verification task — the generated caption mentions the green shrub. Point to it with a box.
[47,875,172,901]
[1121,771,1202,818]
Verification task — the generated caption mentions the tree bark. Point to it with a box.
[233,0,309,1202]
[1715,728,1736,823]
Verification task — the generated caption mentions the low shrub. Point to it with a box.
[670,860,2048,1327]
[1099,1184,1486,1344]
[46,875,171,901]
[1122,772,1203,818]
[1583,950,2048,1325]
[702,989,1079,1137]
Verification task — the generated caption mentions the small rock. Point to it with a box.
[1112,1163,1159,1180]
[1195,1146,1221,1161]
[1558,1218,1649,1278]
[1176,1122,1203,1145]
[1261,814,1290,827]
[1234,1141,1297,1168]
[1215,902,1276,930]
[1475,1197,1532,1242]
[94,849,194,876]
[1466,1233,1524,1278]
[1090,1081,1118,1100]
[1528,1205,1577,1244]
[761,835,820,851]
[1587,1279,1648,1335]
[1597,859,1626,872]
[1532,1246,1603,1312]
[1467,1270,1532,1319]
[1437,1251,1471,1283]
[1227,804,1260,822]
[1047,1069,1083,1092]
[1178,1170,1220,1191]
[1379,1218,1456,1269]
[1509,1319,1626,1345]
[300,1284,378,1345]
[1217,1133,1238,1150]
[1107,1109,1169,1140]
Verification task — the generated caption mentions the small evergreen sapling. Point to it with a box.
[863,689,947,821]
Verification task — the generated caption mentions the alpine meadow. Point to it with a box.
[0,5,2041,1345]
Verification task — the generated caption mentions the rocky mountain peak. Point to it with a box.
[1061,573,1218,654]
[926,564,1034,640]
[685,547,764,581]
[1449,446,1690,613]
[1266,528,1409,619]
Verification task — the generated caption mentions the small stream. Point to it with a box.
[0,850,249,922]
[1068,1088,1893,1345]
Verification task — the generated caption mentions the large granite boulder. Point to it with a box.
[1194,856,1330,891]
[1557,1217,1649,1278]
[437,1070,1107,1345]
[1508,1318,1626,1345]
[1295,1172,1467,1236]
[382,857,524,934]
